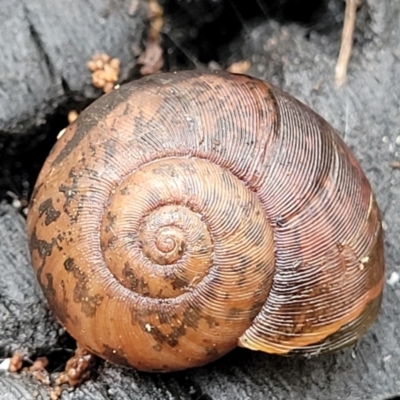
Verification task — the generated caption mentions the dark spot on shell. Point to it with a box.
[122,262,150,295]
[227,308,243,318]
[237,275,247,287]
[120,187,130,195]
[122,102,132,116]
[170,274,189,290]
[204,315,219,328]
[248,298,266,321]
[59,184,77,205]
[89,143,96,155]
[337,243,344,253]
[157,310,173,325]
[214,83,224,92]
[105,212,116,233]
[152,344,162,352]
[68,167,78,180]
[64,257,75,271]
[47,274,70,325]
[102,344,130,367]
[145,325,186,348]
[255,260,269,274]
[182,306,201,330]
[38,198,61,226]
[205,347,219,358]
[30,229,61,261]
[244,78,260,91]
[134,304,203,348]
[29,230,63,291]
[64,259,103,317]
[40,272,56,302]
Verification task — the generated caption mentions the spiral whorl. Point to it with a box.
[100,156,276,305]
[26,69,279,370]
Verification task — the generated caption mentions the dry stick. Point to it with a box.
[335,0,363,86]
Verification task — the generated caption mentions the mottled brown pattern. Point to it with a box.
[42,272,56,299]
[52,86,133,166]
[38,198,61,225]
[27,70,384,372]
[29,229,61,262]
[122,262,150,295]
[169,274,190,290]
[65,259,104,318]
[58,168,80,224]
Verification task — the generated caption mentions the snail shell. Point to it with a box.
[27,71,384,372]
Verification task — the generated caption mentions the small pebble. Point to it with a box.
[0,358,11,371]
[387,271,400,286]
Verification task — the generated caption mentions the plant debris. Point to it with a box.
[335,0,364,86]
[87,53,121,93]
[67,110,79,124]
[137,0,164,75]
[227,60,251,74]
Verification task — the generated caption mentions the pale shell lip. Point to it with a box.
[57,127,66,140]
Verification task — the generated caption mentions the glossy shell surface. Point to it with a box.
[27,71,384,372]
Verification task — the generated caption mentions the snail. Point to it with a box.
[27,70,384,372]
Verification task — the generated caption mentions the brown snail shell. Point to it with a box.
[27,71,384,372]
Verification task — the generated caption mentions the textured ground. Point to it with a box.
[0,0,399,399]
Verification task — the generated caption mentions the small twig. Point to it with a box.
[335,0,363,86]
[137,0,164,75]
[390,161,400,169]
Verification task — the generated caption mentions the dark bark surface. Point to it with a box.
[0,0,146,136]
[0,0,399,399]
